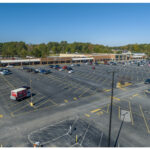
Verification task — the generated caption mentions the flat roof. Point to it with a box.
[72,58,93,61]
[1,58,40,63]
[11,88,26,93]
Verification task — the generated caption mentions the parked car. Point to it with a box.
[40,69,51,74]
[21,67,29,70]
[62,65,68,70]
[55,65,60,70]
[26,68,34,72]
[144,79,150,84]
[94,62,99,65]
[34,68,40,73]
[67,67,73,71]
[0,68,4,71]
[49,65,54,68]
[33,69,39,73]
[0,69,11,75]
[76,64,80,66]
[59,68,63,71]
[92,66,95,70]
[145,89,150,94]
[68,70,74,73]
[70,64,74,67]
[44,69,51,74]
[6,65,14,68]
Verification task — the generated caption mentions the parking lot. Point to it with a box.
[0,61,150,147]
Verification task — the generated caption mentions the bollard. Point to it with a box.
[76,135,78,143]
[30,102,34,107]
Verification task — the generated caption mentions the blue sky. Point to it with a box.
[0,3,150,46]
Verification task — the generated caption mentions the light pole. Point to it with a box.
[108,71,115,147]
[29,58,33,107]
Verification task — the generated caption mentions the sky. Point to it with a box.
[0,3,150,46]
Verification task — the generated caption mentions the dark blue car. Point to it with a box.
[144,79,150,84]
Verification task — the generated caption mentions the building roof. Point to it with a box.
[11,88,26,93]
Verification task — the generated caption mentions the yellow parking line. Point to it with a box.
[91,108,101,113]
[10,102,33,115]
[8,99,29,108]
[10,112,15,117]
[49,99,57,105]
[10,103,57,117]
[104,89,111,92]
[114,97,120,101]
[78,88,90,98]
[96,111,103,116]
[67,83,79,91]
[132,94,139,97]
[64,99,68,103]
[139,104,150,134]
[129,101,134,125]
[35,98,57,108]
[73,88,82,94]
[73,97,77,100]
[0,114,3,118]
[111,97,120,101]
[85,113,90,117]
[1,75,15,89]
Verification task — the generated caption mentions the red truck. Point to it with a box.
[10,86,31,101]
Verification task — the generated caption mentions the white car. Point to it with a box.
[6,65,13,68]
[59,68,63,71]
[35,68,40,72]
[70,64,74,67]
[68,70,73,74]
[0,71,3,75]
[0,70,11,75]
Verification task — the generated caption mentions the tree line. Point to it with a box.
[0,41,150,58]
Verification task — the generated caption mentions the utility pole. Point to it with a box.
[108,71,115,147]
[29,58,33,107]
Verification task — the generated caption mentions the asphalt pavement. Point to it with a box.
[0,62,150,147]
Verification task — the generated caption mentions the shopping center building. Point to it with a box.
[0,52,147,66]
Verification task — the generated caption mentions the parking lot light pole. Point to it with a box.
[29,58,33,107]
[108,71,115,147]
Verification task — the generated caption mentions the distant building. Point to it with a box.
[131,53,147,59]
